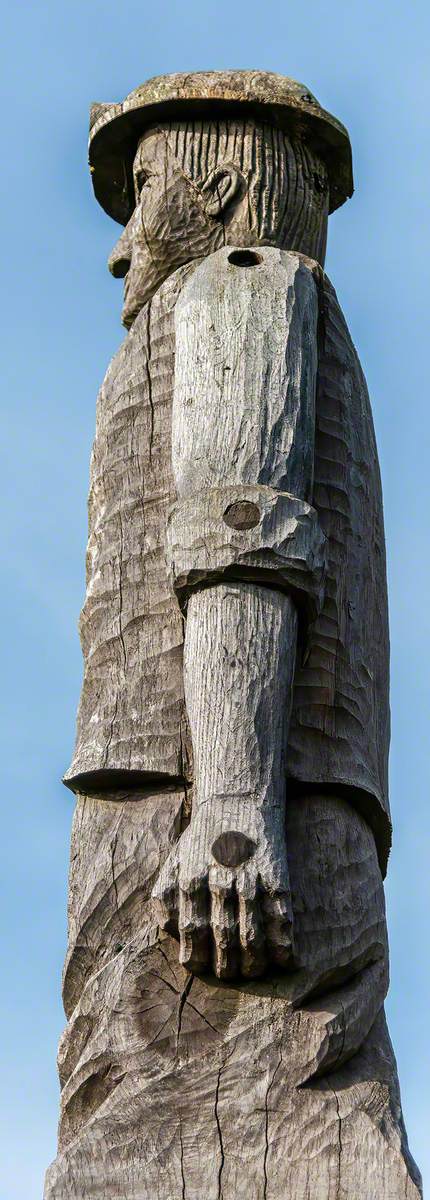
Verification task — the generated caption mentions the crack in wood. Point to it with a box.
[263,1050,283,1199]
[117,516,127,670]
[145,303,154,462]
[214,1065,225,1200]
[329,1084,343,1200]
[179,1118,186,1200]
[110,830,120,914]
[176,973,193,1051]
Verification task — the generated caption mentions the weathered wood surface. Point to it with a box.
[156,584,298,978]
[89,69,352,224]
[166,483,326,617]
[45,794,420,1199]
[47,73,420,1198]
[171,248,319,500]
[156,248,319,978]
[105,118,330,322]
[167,246,325,616]
[64,264,195,793]
[65,249,391,872]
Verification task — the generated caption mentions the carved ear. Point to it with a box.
[200,164,246,218]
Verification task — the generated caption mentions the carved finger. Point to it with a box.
[238,886,266,978]
[178,885,210,974]
[210,882,239,980]
[262,889,294,968]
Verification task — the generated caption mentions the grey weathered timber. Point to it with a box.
[156,247,321,977]
[64,258,391,868]
[45,70,421,1198]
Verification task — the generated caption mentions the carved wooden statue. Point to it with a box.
[45,71,421,1198]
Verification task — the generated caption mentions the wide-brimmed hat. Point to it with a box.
[89,70,353,224]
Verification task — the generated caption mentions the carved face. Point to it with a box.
[109,129,225,327]
[109,121,329,328]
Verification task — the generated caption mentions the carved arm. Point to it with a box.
[154,246,323,978]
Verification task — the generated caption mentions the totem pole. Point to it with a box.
[45,72,422,1198]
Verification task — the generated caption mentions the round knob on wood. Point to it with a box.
[223,500,261,530]
[211,831,257,867]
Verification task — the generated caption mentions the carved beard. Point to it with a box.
[121,168,224,328]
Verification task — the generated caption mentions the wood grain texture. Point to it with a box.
[89,70,352,222]
[64,263,195,794]
[47,90,418,1197]
[155,584,297,978]
[288,270,391,873]
[101,114,331,286]
[171,247,319,501]
[65,250,390,871]
[62,787,185,1020]
[45,796,420,1198]
[166,483,326,619]
[156,248,320,978]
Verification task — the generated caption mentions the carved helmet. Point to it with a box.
[88,70,353,225]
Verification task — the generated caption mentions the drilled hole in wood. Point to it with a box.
[227,249,262,268]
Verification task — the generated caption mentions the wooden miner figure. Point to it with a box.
[45,72,421,1200]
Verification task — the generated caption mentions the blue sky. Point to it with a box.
[1,1,429,1196]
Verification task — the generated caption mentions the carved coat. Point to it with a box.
[65,253,391,872]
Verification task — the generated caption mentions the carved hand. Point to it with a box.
[153,797,293,979]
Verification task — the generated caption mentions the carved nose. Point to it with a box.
[108,229,132,278]
[211,831,256,868]
[108,251,130,279]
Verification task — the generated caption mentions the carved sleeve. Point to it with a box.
[166,245,325,617]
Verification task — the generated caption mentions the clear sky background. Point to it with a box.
[1,2,429,1197]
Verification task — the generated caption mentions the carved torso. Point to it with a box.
[66,250,390,869]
